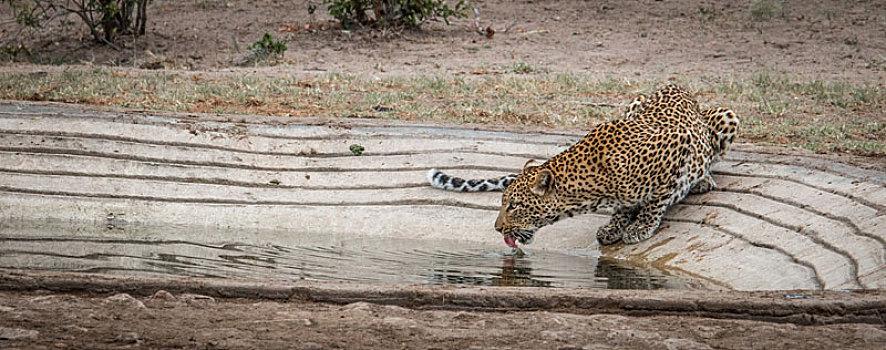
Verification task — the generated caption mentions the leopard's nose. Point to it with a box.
[495,212,506,233]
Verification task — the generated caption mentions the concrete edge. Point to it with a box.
[3,99,882,172]
[1,269,884,326]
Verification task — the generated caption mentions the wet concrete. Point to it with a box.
[0,101,883,291]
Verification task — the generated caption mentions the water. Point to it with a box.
[0,226,708,290]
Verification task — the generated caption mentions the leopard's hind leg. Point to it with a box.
[701,107,740,158]
[620,183,694,245]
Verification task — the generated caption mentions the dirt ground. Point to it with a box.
[2,0,884,155]
[1,0,884,81]
[1,290,884,350]
[1,272,886,349]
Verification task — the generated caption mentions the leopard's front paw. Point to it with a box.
[690,176,716,195]
[621,223,658,244]
[596,224,622,245]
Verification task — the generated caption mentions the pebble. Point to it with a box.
[28,295,78,304]
[302,342,323,350]
[150,290,176,300]
[381,317,417,329]
[115,332,141,344]
[341,302,373,312]
[180,294,215,302]
[662,338,713,350]
[856,327,886,343]
[60,325,89,333]
[0,327,39,340]
[103,293,146,309]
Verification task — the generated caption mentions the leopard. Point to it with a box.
[427,84,739,248]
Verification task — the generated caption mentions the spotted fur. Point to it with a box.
[427,169,516,191]
[428,84,740,247]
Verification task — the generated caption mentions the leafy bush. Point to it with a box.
[3,0,149,45]
[1,44,28,61]
[314,0,469,29]
[247,32,287,62]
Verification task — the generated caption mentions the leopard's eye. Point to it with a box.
[506,202,517,211]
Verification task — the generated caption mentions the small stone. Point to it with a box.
[302,318,314,327]
[381,317,417,329]
[29,295,78,304]
[180,294,215,302]
[88,312,108,321]
[60,325,89,333]
[341,301,372,312]
[607,329,662,340]
[452,311,476,320]
[663,338,713,350]
[856,327,886,343]
[181,294,216,308]
[302,342,323,350]
[150,290,176,300]
[0,327,39,340]
[104,293,146,309]
[115,332,141,344]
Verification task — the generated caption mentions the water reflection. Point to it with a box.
[426,256,553,287]
[493,256,552,287]
[0,231,707,290]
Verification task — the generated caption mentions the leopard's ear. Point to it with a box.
[531,169,554,197]
[522,159,538,172]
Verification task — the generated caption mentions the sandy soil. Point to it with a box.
[2,0,884,82]
[1,272,886,349]
[2,0,885,155]
[3,290,884,350]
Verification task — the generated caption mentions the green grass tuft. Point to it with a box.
[750,0,784,21]
[1,68,883,155]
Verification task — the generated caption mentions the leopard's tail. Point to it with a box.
[427,169,517,192]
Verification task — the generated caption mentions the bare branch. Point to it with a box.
[4,0,150,45]
[570,101,624,108]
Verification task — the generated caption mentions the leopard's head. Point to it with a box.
[494,161,567,248]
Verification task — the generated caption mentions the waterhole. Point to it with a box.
[0,224,708,290]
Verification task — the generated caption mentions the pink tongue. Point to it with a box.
[504,236,518,248]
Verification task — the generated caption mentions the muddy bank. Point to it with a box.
[2,270,884,326]
[2,271,886,350]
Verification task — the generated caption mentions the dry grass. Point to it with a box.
[1,67,884,155]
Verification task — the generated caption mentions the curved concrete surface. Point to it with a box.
[0,101,883,291]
